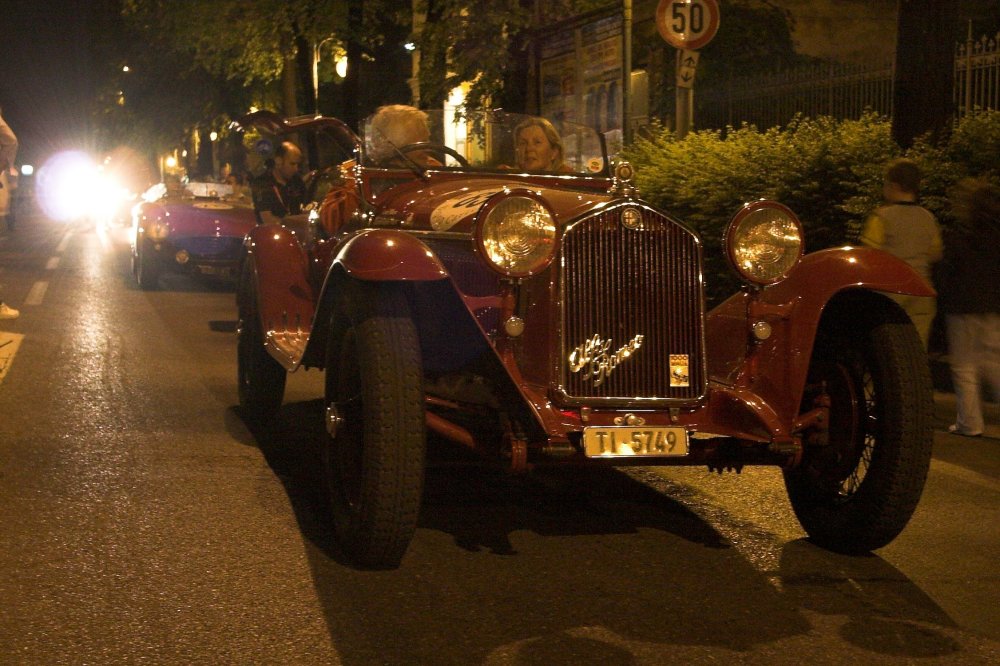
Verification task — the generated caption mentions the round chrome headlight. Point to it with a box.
[725,200,803,286]
[475,192,557,278]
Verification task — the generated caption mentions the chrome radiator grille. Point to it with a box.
[559,205,706,404]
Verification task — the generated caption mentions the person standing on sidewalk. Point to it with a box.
[0,104,20,320]
[861,158,943,349]
[938,178,1000,437]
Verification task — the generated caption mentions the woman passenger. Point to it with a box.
[514,117,572,173]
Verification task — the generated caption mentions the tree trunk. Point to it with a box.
[282,53,298,118]
[418,0,448,110]
[341,0,364,131]
[892,0,956,147]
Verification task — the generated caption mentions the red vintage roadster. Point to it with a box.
[235,109,934,568]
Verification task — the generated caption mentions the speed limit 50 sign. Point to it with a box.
[656,0,720,50]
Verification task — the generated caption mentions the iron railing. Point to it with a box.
[696,32,1000,130]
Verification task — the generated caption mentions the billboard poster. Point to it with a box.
[539,11,623,139]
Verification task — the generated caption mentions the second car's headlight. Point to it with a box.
[476,192,557,278]
[725,200,803,286]
[144,219,170,241]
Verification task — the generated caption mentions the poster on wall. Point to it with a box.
[538,10,623,150]
[539,29,577,123]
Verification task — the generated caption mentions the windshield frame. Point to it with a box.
[358,109,611,178]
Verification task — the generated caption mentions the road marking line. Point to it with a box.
[56,232,72,253]
[0,331,24,384]
[931,459,1000,493]
[46,257,60,270]
[24,281,48,306]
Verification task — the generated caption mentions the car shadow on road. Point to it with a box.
[234,399,968,663]
[236,398,732,558]
[775,539,961,659]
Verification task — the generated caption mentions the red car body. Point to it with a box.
[236,110,934,567]
[131,182,257,289]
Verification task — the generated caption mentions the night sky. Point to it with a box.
[1,1,109,166]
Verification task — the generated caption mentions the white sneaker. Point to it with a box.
[0,303,19,319]
[947,424,983,437]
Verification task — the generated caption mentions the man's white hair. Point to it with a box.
[369,105,431,162]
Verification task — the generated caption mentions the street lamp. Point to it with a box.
[313,36,338,114]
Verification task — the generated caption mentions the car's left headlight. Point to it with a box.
[475,191,557,278]
[144,218,170,241]
[725,200,803,286]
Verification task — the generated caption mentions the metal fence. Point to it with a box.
[956,32,1000,116]
[696,32,1000,130]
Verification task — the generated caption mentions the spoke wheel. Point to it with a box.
[324,283,425,568]
[784,298,933,553]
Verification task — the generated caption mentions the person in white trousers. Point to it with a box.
[939,178,1000,437]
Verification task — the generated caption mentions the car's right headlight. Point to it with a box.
[475,190,558,278]
[725,200,803,286]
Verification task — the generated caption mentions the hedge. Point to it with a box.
[621,110,1000,304]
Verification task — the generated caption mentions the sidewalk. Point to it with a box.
[933,391,1000,439]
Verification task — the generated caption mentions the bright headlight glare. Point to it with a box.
[726,201,803,285]
[478,195,557,277]
[146,220,170,241]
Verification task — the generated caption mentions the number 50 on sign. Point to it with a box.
[655,0,720,50]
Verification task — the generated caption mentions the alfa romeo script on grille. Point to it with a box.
[568,333,644,386]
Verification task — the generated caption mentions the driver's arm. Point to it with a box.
[251,177,287,225]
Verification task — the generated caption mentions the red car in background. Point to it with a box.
[234,109,934,568]
[131,180,256,290]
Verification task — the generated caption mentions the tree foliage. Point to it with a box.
[116,0,412,137]
[93,3,256,158]
[414,0,606,111]
[122,0,338,86]
[415,0,532,110]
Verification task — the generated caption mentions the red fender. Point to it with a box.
[293,230,452,369]
[244,225,314,367]
[707,246,934,420]
[767,245,934,303]
[333,229,449,281]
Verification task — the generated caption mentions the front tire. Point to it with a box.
[784,296,933,554]
[324,283,425,568]
[135,236,161,290]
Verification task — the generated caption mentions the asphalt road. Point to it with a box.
[1,213,998,665]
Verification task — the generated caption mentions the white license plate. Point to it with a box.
[583,426,689,458]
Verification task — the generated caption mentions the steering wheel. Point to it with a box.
[380,142,470,168]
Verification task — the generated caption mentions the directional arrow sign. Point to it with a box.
[676,49,700,88]
[656,0,720,51]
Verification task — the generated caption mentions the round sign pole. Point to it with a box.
[655,0,720,137]
[624,0,633,144]
[676,50,692,138]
